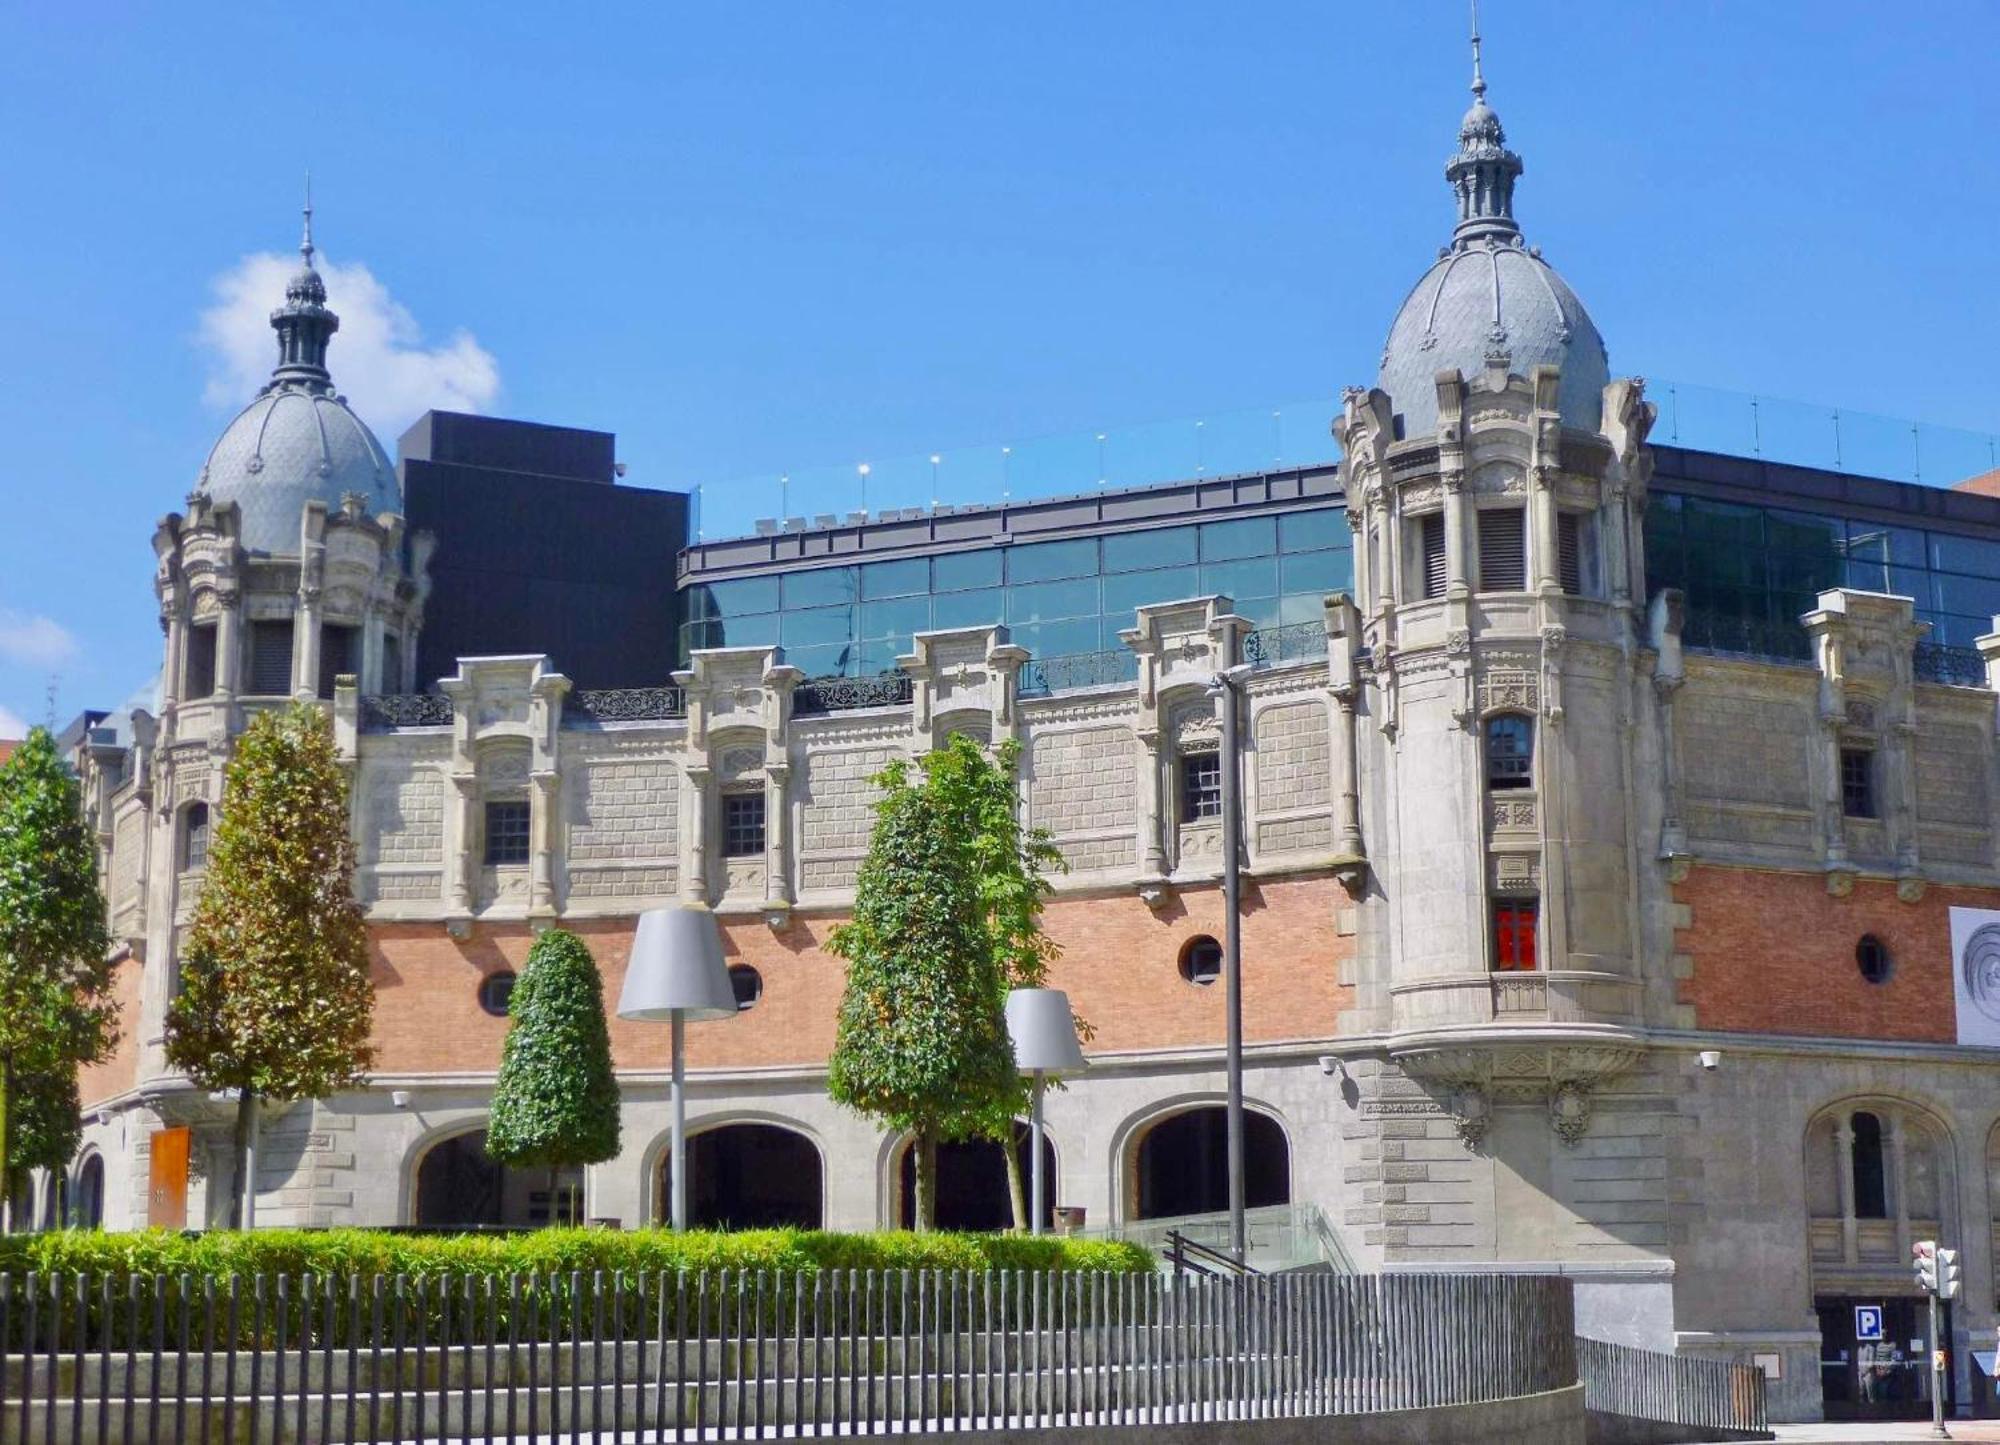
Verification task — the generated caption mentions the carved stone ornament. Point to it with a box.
[1825,864,1859,899]
[1549,1081,1592,1147]
[1845,699,1878,731]
[1170,702,1221,750]
[1450,1084,1492,1150]
[1445,628,1473,655]
[1897,874,1927,905]
[1477,670,1539,715]
[719,747,763,782]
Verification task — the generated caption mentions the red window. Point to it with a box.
[1493,900,1538,972]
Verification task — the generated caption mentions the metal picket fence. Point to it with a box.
[0,1268,1576,1443]
[1577,1334,1769,1436]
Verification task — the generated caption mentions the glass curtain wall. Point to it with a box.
[680,507,1353,678]
[1647,492,2000,658]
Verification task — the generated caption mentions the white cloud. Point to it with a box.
[0,704,28,740]
[198,252,501,438]
[0,609,77,668]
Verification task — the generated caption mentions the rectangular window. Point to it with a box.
[1180,751,1223,822]
[483,800,531,866]
[318,624,357,699]
[1557,512,1583,595]
[724,793,767,857]
[1493,899,1539,972]
[1420,513,1447,599]
[184,625,217,700]
[1841,748,1876,819]
[380,634,402,693]
[1479,509,1527,592]
[248,620,294,695]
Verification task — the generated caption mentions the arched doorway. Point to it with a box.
[674,1123,824,1230]
[897,1124,1056,1232]
[1809,1100,1955,1423]
[1132,1106,1289,1219]
[73,1155,104,1230]
[412,1129,582,1229]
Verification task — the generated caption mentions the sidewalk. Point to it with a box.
[1771,1423,2000,1441]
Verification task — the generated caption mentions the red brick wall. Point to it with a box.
[78,953,143,1108]
[367,875,1353,1075]
[1675,864,2000,1041]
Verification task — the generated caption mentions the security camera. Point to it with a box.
[390,1090,412,1110]
[1697,1050,1721,1072]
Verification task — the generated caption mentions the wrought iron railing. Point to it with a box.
[1678,608,1813,664]
[565,687,689,725]
[1243,621,1323,670]
[358,693,454,731]
[0,1268,1580,1440]
[792,672,915,715]
[1577,1335,1769,1436]
[1914,641,1986,689]
[1018,650,1138,697]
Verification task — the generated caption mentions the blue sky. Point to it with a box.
[3,2,1998,732]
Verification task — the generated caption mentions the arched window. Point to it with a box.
[1485,715,1533,790]
[1851,1111,1888,1219]
[182,803,210,871]
[73,1155,104,1230]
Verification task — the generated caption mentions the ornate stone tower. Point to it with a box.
[1334,25,1662,1244]
[140,199,431,1070]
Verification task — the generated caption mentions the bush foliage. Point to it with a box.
[0,1225,1152,1283]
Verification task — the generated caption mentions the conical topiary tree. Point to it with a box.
[0,727,117,1234]
[485,929,621,1224]
[165,703,375,1228]
[826,739,1024,1230]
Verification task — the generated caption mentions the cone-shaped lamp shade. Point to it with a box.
[1005,987,1087,1073]
[617,907,739,1022]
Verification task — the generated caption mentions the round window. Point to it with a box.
[1855,935,1892,985]
[478,971,517,1017]
[729,964,763,1011]
[1178,936,1223,987]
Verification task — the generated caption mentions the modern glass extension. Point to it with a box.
[680,506,1354,679]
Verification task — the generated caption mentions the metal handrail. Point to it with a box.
[1164,1229,1258,1279]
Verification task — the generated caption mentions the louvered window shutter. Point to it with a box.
[1557,511,1582,595]
[1421,513,1448,599]
[249,621,295,695]
[1479,509,1527,592]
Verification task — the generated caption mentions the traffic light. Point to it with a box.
[1940,1247,1962,1300]
[1914,1240,1939,1292]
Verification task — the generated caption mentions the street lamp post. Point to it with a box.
[616,906,739,1230]
[1208,663,1251,1264]
[1004,987,1087,1235]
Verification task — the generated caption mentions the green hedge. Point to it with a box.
[0,1226,1151,1284]
[0,1228,1155,1349]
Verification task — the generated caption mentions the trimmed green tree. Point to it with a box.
[0,728,116,1234]
[828,733,1066,1230]
[485,929,621,1225]
[165,704,375,1229]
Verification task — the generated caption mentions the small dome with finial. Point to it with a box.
[1373,6,1609,438]
[192,186,399,553]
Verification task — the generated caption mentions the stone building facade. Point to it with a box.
[33,44,2000,1428]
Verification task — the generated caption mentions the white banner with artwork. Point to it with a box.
[1948,907,2000,1047]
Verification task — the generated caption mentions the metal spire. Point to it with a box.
[301,171,315,268]
[1470,0,1485,100]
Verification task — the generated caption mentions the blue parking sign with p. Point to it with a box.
[1855,1305,1884,1342]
